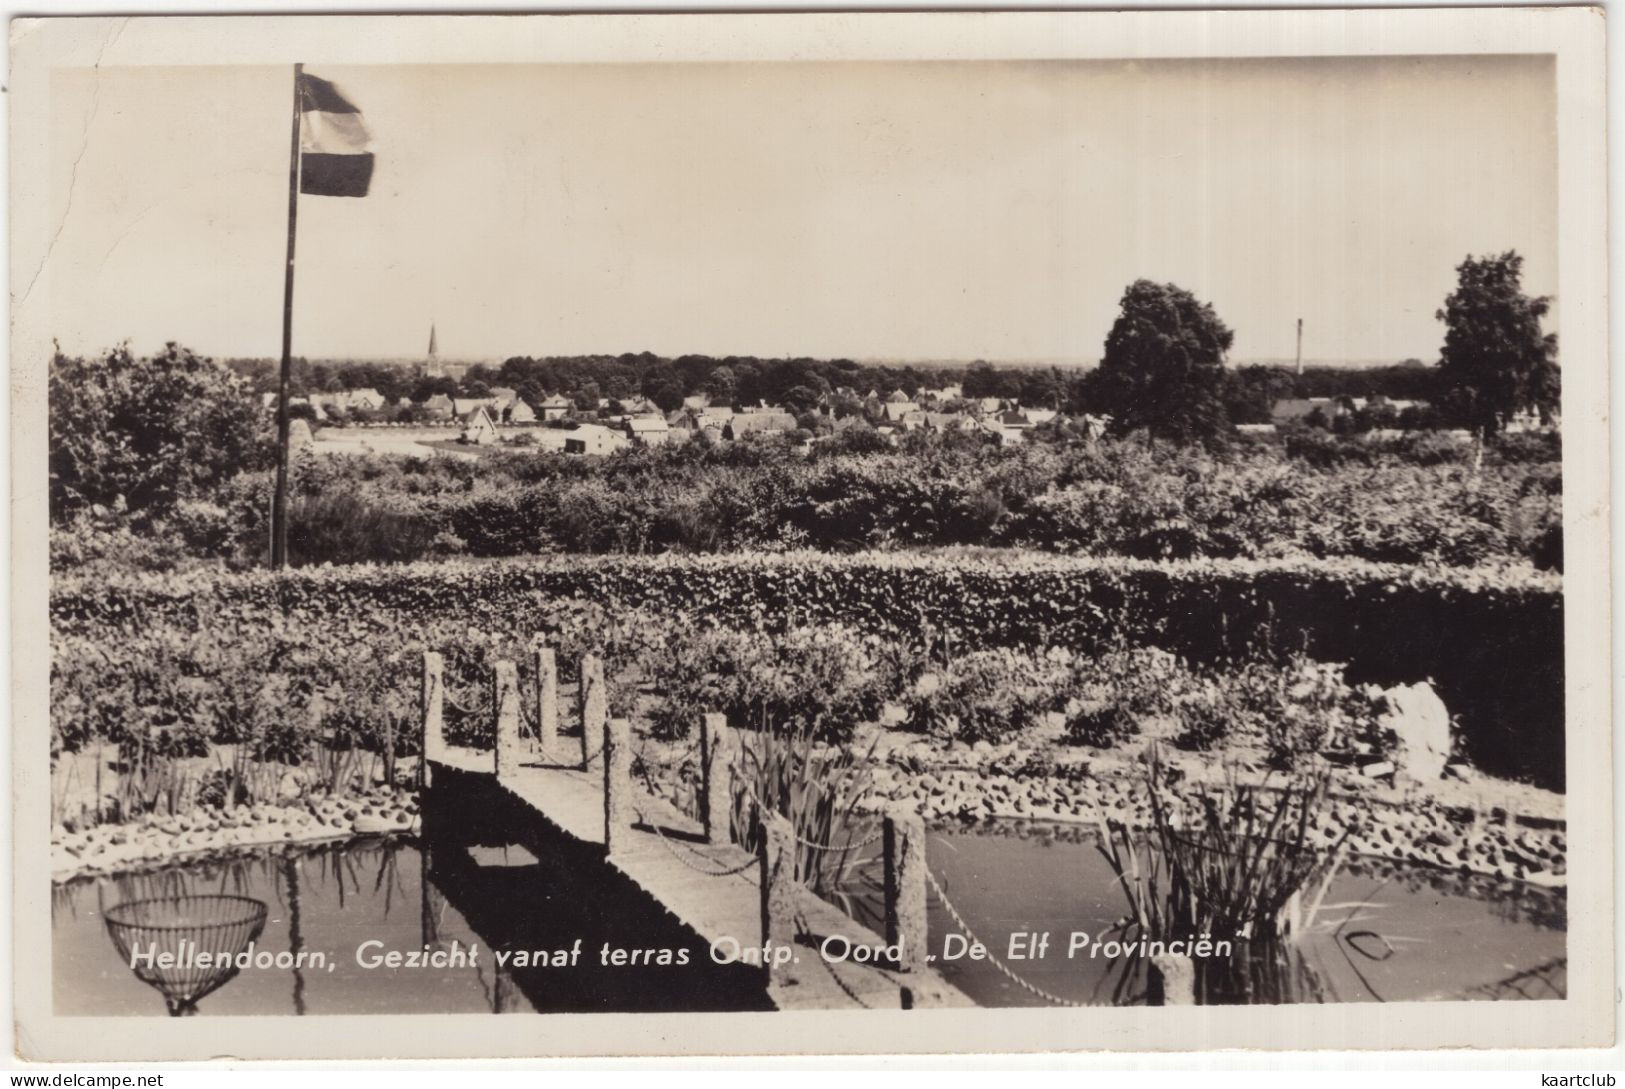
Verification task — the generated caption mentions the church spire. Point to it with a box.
[426,323,440,377]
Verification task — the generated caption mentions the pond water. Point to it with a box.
[52,821,1565,1016]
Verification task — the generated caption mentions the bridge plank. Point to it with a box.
[430,746,974,1010]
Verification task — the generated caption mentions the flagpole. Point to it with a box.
[271,62,304,569]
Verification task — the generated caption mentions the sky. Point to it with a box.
[45,55,1556,365]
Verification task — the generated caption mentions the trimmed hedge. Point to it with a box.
[52,551,1565,789]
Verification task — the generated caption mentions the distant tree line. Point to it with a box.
[214,250,1559,447]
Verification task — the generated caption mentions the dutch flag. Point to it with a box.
[298,72,373,198]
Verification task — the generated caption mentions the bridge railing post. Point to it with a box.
[1149,953,1195,1005]
[604,717,632,855]
[579,653,606,770]
[758,812,797,988]
[700,712,733,846]
[493,660,521,782]
[535,643,558,759]
[420,651,444,788]
[883,807,927,973]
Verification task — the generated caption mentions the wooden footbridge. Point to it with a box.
[418,649,974,1012]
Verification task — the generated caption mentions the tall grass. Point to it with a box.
[1098,749,1355,943]
[729,722,878,899]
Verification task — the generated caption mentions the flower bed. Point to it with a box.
[51,551,1564,789]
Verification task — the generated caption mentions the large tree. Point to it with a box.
[49,342,272,519]
[1095,279,1234,443]
[1436,251,1559,434]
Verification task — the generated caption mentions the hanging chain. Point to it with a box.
[732,774,887,852]
[796,908,875,1010]
[634,738,700,772]
[924,866,1087,1009]
[632,805,759,877]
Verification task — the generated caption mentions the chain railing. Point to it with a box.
[923,865,1087,1009]
[422,648,956,1007]
[631,803,761,877]
[732,772,887,853]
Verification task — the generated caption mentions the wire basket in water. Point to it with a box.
[103,895,269,1016]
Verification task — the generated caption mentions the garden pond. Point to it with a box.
[52,819,1565,1015]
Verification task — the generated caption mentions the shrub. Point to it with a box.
[288,492,437,566]
[1234,656,1369,769]
[50,513,190,575]
[902,648,1069,744]
[49,343,273,519]
[1492,430,1562,464]
[1063,647,1190,748]
[1173,681,1234,751]
[50,550,1567,788]
[644,623,886,741]
[137,435,1558,567]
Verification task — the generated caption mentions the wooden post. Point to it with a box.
[883,808,927,973]
[535,644,558,759]
[420,651,444,787]
[700,713,733,846]
[758,813,797,988]
[579,654,606,770]
[1149,953,1195,1005]
[603,718,632,856]
[493,660,521,781]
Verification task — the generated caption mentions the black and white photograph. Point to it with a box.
[9,9,1612,1060]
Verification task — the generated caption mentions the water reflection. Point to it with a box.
[54,829,765,1016]
[838,819,1567,1007]
[53,816,1567,1014]
[102,894,268,1015]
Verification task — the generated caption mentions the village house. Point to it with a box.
[1001,409,1038,434]
[725,411,798,440]
[980,416,1026,446]
[538,394,572,422]
[882,400,920,424]
[459,406,499,445]
[922,411,977,434]
[483,388,536,424]
[1271,397,1343,425]
[695,406,736,431]
[423,393,454,419]
[563,422,630,456]
[625,415,673,446]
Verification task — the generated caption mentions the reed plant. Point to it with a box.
[729,720,878,898]
[1098,748,1355,944]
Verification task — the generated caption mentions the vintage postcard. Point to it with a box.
[9,9,1611,1061]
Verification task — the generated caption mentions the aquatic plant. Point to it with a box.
[1098,750,1357,944]
[729,721,878,898]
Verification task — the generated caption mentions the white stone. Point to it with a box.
[1378,681,1453,784]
